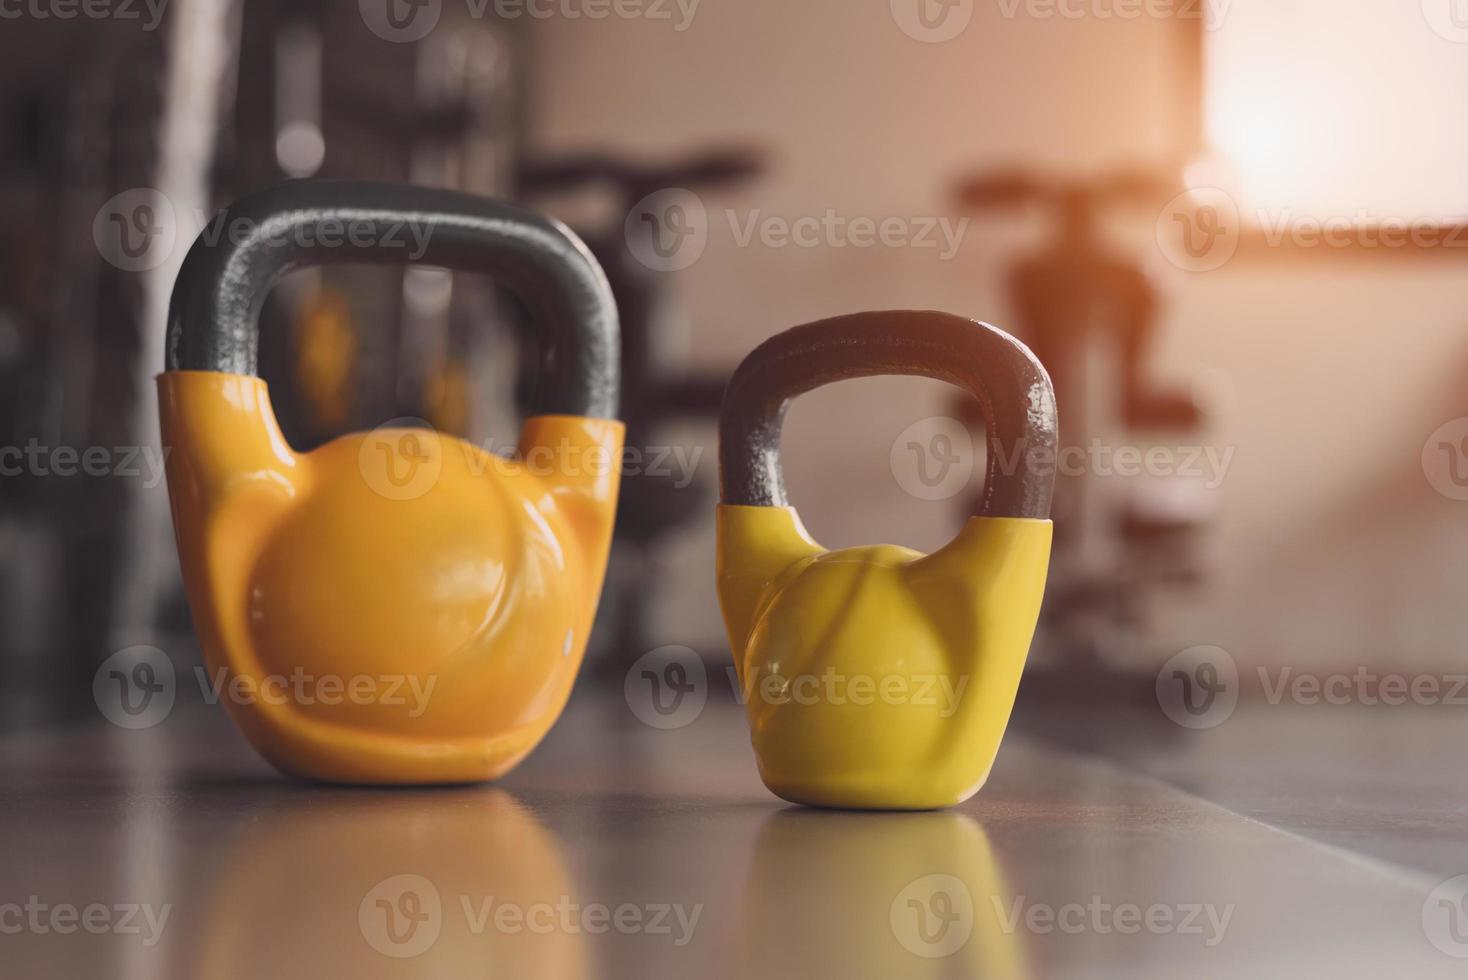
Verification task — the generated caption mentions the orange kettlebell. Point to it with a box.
[159,181,622,784]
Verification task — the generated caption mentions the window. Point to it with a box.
[1204,1,1468,224]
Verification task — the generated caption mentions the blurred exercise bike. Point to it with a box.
[517,147,764,673]
[952,169,1214,697]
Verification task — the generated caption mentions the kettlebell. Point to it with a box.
[159,181,622,785]
[717,311,1057,810]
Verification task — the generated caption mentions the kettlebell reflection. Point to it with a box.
[734,810,1029,979]
[193,790,586,979]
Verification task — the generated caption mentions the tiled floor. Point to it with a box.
[3,692,1466,978]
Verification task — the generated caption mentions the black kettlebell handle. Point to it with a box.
[718,311,1057,519]
[165,180,620,420]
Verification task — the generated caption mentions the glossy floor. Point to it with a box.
[2,692,1466,978]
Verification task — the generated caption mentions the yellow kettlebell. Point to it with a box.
[159,180,622,784]
[717,311,1057,810]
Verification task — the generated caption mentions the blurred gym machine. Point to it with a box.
[952,169,1214,700]
[516,149,764,674]
[222,1,527,453]
[0,21,166,729]
[115,0,531,635]
[144,0,750,682]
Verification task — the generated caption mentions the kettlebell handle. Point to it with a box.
[165,180,619,419]
[718,311,1057,519]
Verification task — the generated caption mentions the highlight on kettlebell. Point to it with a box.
[157,180,624,786]
[716,310,1057,810]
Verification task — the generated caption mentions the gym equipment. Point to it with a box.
[159,180,621,784]
[954,169,1213,683]
[517,148,763,670]
[716,311,1056,809]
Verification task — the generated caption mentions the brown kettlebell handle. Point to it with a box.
[718,311,1057,519]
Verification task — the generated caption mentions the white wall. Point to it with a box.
[524,2,1468,673]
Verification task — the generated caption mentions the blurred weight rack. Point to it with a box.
[0,19,165,729]
[0,1,532,729]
